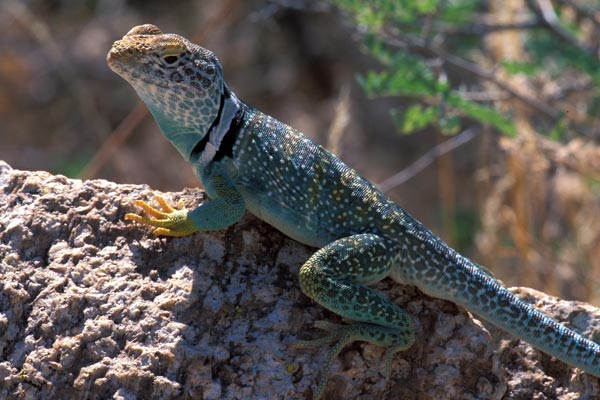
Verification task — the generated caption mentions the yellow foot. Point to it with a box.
[125,194,198,237]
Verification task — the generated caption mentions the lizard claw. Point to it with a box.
[125,194,198,237]
[292,320,411,399]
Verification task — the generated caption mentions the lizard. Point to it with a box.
[107,24,600,398]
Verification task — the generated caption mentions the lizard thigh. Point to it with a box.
[299,233,412,331]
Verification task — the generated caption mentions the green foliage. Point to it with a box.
[439,0,480,25]
[548,119,567,141]
[357,35,516,136]
[452,208,480,252]
[446,94,516,136]
[55,154,90,179]
[333,0,600,140]
[391,104,439,134]
[335,0,440,27]
[438,114,462,135]
[528,32,600,86]
[586,176,600,195]
[336,0,516,136]
[501,60,540,76]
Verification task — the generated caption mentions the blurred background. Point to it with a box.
[1,0,600,304]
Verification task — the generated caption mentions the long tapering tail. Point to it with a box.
[437,262,600,376]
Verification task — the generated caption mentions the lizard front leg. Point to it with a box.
[296,233,415,399]
[125,173,245,236]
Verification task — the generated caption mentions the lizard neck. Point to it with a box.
[190,85,245,165]
[142,84,242,163]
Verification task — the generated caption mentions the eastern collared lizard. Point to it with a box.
[107,24,600,399]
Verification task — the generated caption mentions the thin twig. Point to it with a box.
[532,0,596,56]
[460,90,511,102]
[326,85,351,156]
[381,31,561,123]
[79,102,149,180]
[441,20,543,35]
[377,126,480,192]
[554,0,600,29]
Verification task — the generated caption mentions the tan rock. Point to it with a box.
[1,161,599,399]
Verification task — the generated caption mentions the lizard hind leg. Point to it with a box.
[297,233,415,398]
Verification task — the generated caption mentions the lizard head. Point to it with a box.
[107,24,224,160]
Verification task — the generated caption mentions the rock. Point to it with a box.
[0,160,599,399]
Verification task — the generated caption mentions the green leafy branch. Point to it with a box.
[334,0,600,139]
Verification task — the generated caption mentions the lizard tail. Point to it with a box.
[430,262,600,377]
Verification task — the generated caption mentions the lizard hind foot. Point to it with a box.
[292,321,412,399]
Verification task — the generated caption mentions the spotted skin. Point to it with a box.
[108,24,600,399]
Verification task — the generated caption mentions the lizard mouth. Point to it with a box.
[106,40,142,80]
[107,46,171,90]
[106,41,126,73]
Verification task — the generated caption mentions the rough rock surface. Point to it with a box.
[1,160,600,399]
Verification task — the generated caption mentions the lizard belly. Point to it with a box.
[241,190,335,248]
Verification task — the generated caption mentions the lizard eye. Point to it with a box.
[162,55,179,64]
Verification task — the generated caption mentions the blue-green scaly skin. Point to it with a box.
[108,24,600,397]
[225,106,600,368]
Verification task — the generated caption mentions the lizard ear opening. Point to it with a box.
[126,24,163,36]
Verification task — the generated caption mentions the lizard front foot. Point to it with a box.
[125,194,199,237]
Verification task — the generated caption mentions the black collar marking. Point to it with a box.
[190,89,227,160]
[213,102,247,161]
